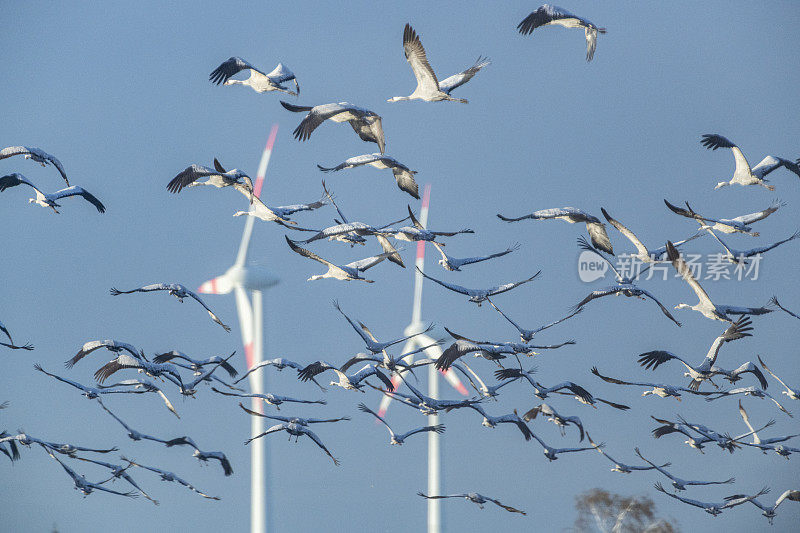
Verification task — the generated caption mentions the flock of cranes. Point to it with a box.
[2,4,800,528]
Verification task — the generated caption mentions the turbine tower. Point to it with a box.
[198,124,280,533]
[376,184,467,533]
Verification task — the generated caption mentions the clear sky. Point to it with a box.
[2,1,799,531]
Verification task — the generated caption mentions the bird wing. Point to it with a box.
[774,489,800,510]
[496,212,536,222]
[438,56,491,95]
[435,340,476,371]
[297,361,339,383]
[737,400,761,444]
[731,200,784,225]
[0,173,44,196]
[586,221,613,255]
[321,180,349,223]
[486,271,541,297]
[769,297,800,323]
[751,155,795,178]
[587,433,619,463]
[637,350,685,371]
[407,204,424,229]
[496,414,533,441]
[396,424,445,442]
[601,208,649,258]
[185,289,230,332]
[571,287,621,311]
[51,185,103,212]
[757,355,792,392]
[653,482,706,509]
[402,24,440,93]
[730,362,769,390]
[333,300,375,347]
[391,166,420,199]
[34,364,91,393]
[486,299,528,337]
[166,164,218,193]
[94,353,143,383]
[302,427,340,466]
[0,320,11,344]
[344,251,393,272]
[0,146,30,160]
[584,27,600,61]
[245,424,289,445]
[639,288,682,326]
[285,236,337,268]
[454,243,520,267]
[281,102,345,141]
[517,5,562,34]
[265,63,298,93]
[417,492,464,500]
[271,193,329,216]
[742,230,800,256]
[487,498,526,515]
[701,134,751,177]
[317,153,381,172]
[109,283,168,295]
[357,402,394,436]
[415,267,471,296]
[238,403,291,423]
[590,367,652,388]
[209,57,263,84]
[666,241,714,308]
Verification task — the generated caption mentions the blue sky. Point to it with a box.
[2,1,799,531]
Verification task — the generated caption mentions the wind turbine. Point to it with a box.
[376,184,467,533]
[198,124,280,533]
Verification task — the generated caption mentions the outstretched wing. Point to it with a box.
[701,134,751,176]
[185,289,231,332]
[487,497,527,515]
[415,267,471,296]
[166,164,217,193]
[438,56,491,95]
[402,24,439,93]
[209,57,263,85]
[50,186,106,213]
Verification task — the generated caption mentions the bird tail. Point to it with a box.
[316,164,337,173]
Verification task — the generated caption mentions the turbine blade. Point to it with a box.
[236,124,279,267]
[197,274,227,295]
[234,286,256,368]
[411,184,432,325]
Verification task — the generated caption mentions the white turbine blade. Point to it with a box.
[378,184,465,418]
[411,184,432,325]
[377,336,419,417]
[234,286,256,368]
[235,124,279,267]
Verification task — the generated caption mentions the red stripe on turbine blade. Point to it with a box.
[253,124,279,199]
[197,279,212,294]
[210,277,218,294]
[244,342,255,368]
[440,368,469,396]
[416,241,426,261]
[265,123,279,153]
[421,183,431,209]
